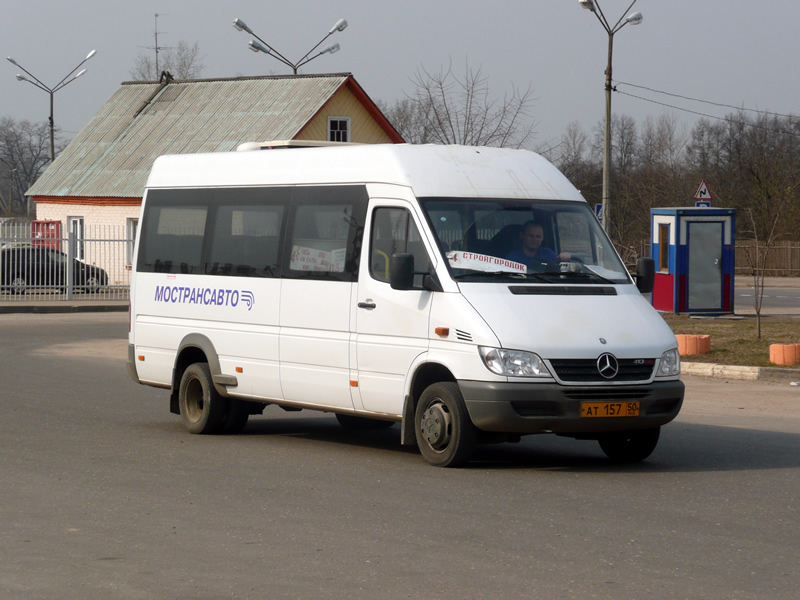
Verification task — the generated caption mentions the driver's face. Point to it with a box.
[520,226,544,251]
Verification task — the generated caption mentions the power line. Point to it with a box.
[615,81,798,120]
[613,87,800,139]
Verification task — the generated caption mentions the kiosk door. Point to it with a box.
[687,221,723,311]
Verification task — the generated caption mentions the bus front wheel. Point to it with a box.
[415,382,476,467]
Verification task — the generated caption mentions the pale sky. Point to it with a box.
[2,1,798,152]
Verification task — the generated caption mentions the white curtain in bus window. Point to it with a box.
[289,204,351,272]
[148,206,207,274]
[208,204,284,277]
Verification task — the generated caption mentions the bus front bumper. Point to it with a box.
[458,379,685,435]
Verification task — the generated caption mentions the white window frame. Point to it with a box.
[328,117,351,143]
[67,216,85,261]
[126,217,139,268]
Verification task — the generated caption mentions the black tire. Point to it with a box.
[85,275,102,294]
[10,276,26,295]
[598,427,660,463]
[335,413,395,430]
[178,362,226,434]
[221,399,250,434]
[415,382,477,467]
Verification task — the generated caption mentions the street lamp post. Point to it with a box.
[6,49,96,162]
[232,17,347,74]
[579,0,642,236]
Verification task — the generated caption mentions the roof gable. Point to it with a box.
[28,73,389,199]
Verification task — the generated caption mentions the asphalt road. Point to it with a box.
[1,313,799,600]
[736,286,800,314]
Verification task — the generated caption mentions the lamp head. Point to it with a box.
[578,0,596,12]
[74,69,87,79]
[248,40,269,54]
[7,56,18,65]
[329,18,348,34]
[15,74,27,82]
[626,11,643,25]
[233,18,252,34]
[86,49,97,60]
[323,43,341,55]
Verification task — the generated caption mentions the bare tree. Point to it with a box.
[129,41,205,81]
[556,121,590,180]
[639,113,686,169]
[0,117,56,217]
[385,61,537,149]
[379,98,433,145]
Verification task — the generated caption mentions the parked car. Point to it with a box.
[0,246,108,294]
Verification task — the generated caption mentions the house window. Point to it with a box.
[67,216,85,260]
[328,117,350,142]
[126,217,139,267]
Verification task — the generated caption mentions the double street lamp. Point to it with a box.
[7,49,96,162]
[579,0,642,235]
[233,17,347,74]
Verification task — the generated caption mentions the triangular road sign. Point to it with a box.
[694,180,713,201]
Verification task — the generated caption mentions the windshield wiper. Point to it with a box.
[538,267,618,285]
[453,271,549,282]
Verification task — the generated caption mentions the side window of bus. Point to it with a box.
[207,187,289,278]
[138,189,212,274]
[370,208,431,283]
[285,186,368,281]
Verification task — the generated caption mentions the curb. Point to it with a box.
[0,302,128,314]
[682,361,800,382]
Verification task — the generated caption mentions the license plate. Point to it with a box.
[581,401,640,418]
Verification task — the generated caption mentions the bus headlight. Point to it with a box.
[479,347,551,378]
[657,348,680,377]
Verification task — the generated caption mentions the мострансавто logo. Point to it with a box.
[154,285,255,311]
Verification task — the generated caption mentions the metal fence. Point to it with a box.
[622,240,800,277]
[0,223,131,302]
[735,240,800,277]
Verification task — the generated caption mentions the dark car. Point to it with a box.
[0,246,109,295]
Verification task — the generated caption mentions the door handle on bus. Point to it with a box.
[358,300,376,310]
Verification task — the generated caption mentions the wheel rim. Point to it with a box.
[11,277,25,294]
[420,399,452,451]
[184,376,205,424]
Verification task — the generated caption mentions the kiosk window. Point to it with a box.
[659,224,670,272]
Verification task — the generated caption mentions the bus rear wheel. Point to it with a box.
[179,362,226,434]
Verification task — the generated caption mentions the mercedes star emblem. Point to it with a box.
[596,353,619,379]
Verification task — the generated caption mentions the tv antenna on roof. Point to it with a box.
[138,13,173,75]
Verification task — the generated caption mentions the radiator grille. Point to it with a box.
[549,358,655,382]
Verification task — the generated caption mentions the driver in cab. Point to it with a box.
[506,221,571,268]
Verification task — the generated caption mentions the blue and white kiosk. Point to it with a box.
[650,206,736,314]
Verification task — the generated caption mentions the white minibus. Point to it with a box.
[127,144,684,467]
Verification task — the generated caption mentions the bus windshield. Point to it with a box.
[419,198,631,285]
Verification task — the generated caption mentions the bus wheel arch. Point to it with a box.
[400,362,457,448]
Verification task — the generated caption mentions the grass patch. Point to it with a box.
[661,314,800,367]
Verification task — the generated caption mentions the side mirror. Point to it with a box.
[390,253,415,290]
[635,257,655,294]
